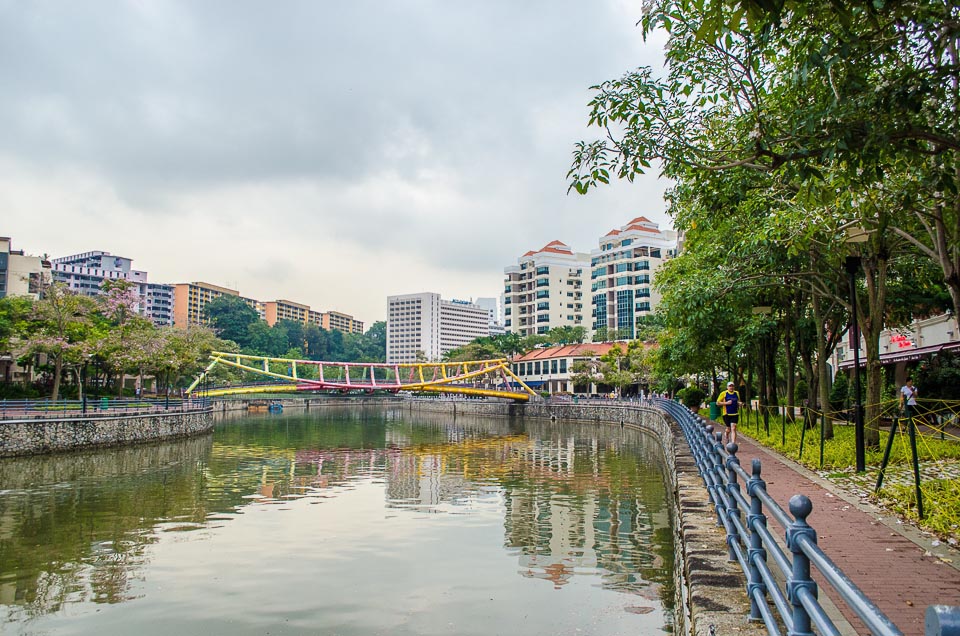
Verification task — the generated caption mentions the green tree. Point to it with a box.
[22,283,98,401]
[203,295,259,347]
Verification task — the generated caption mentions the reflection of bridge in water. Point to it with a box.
[186,352,538,402]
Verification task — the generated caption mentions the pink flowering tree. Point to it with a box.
[21,283,99,401]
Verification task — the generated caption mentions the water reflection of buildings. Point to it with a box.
[0,412,674,625]
[502,427,673,601]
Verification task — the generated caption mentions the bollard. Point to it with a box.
[725,442,742,563]
[926,606,960,636]
[746,458,768,623]
[786,495,817,636]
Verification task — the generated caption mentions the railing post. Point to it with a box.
[786,494,817,636]
[746,458,768,623]
[704,426,723,526]
[725,442,742,563]
[926,605,960,636]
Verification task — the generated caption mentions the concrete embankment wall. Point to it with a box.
[0,409,214,458]
[405,399,756,636]
[213,397,404,414]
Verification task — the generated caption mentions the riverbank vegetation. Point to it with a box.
[0,281,387,399]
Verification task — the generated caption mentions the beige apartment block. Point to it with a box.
[0,237,50,300]
[173,282,262,328]
[265,299,310,326]
[503,241,589,338]
[321,310,364,335]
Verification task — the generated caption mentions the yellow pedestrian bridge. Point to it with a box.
[186,352,539,402]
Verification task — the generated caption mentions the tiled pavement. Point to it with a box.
[732,434,960,636]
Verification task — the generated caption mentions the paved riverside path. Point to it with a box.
[731,433,960,636]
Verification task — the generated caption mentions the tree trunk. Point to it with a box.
[859,253,889,448]
[51,355,63,402]
[811,293,835,438]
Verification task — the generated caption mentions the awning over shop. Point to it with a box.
[838,340,960,369]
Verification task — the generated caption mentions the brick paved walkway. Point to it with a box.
[734,434,960,636]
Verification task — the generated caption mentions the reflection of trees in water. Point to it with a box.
[0,436,213,623]
[0,408,675,625]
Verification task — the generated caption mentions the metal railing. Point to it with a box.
[1,397,210,420]
[656,397,905,636]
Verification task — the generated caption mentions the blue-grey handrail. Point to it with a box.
[655,397,906,636]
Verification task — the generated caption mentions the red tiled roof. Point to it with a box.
[628,215,652,225]
[604,229,621,237]
[524,240,573,256]
[513,342,620,362]
[625,224,659,233]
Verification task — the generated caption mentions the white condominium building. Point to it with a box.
[386,292,490,363]
[51,250,174,326]
[474,297,505,336]
[590,216,677,339]
[503,241,589,337]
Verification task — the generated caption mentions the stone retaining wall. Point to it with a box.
[0,409,214,458]
[405,399,758,636]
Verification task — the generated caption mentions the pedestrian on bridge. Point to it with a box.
[717,381,741,445]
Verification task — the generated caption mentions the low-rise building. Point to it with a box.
[511,343,618,394]
[835,312,960,383]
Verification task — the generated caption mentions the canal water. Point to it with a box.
[0,407,675,635]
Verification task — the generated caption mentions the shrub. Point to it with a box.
[679,386,706,409]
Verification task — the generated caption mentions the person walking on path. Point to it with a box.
[900,376,918,418]
[717,381,741,444]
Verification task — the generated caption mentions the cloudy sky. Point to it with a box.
[2,0,670,326]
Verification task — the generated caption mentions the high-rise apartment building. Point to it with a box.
[386,292,489,363]
[264,299,310,326]
[51,250,174,325]
[0,237,49,300]
[321,310,364,335]
[590,217,677,339]
[172,282,264,328]
[474,297,505,336]
[503,241,589,337]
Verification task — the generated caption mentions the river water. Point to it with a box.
[0,407,675,635]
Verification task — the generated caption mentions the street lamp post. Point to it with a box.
[845,255,866,473]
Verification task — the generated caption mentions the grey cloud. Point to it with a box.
[2,0,671,306]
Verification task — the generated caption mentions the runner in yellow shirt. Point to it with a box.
[717,381,741,444]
